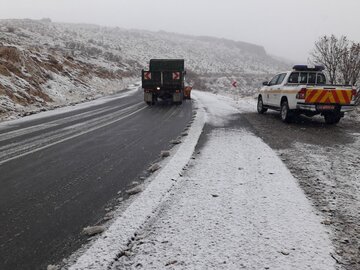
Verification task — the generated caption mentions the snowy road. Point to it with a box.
[2,88,358,270]
[69,91,338,270]
[0,87,193,270]
[114,129,334,270]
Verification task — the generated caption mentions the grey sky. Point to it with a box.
[1,0,360,62]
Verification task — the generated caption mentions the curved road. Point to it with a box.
[0,88,193,270]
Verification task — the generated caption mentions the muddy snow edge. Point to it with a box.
[69,101,205,270]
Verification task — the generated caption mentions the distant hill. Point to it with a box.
[0,19,288,119]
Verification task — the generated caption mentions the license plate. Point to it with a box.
[317,105,335,110]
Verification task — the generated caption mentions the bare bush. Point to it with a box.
[185,69,206,90]
[103,52,122,63]
[311,35,360,86]
[7,26,16,33]
[310,35,348,84]
[84,46,102,57]
[340,43,360,85]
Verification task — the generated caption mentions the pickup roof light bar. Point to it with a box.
[293,65,325,72]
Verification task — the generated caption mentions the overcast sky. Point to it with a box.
[1,0,360,62]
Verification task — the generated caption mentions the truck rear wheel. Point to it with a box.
[152,96,157,105]
[324,112,341,124]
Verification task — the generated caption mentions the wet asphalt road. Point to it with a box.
[0,88,193,270]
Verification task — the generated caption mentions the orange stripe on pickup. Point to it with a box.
[305,89,352,104]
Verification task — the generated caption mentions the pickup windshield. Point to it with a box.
[288,72,326,85]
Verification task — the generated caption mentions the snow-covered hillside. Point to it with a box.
[0,18,287,119]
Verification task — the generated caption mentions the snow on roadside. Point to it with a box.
[347,106,360,122]
[0,77,138,123]
[68,90,335,269]
[109,91,335,269]
[194,90,256,122]
[68,101,206,270]
[113,129,335,270]
[0,84,140,129]
[193,90,239,126]
[279,139,360,209]
[276,135,360,266]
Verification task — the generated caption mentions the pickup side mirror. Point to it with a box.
[262,81,269,86]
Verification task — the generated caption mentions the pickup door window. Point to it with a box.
[317,73,326,84]
[288,72,299,83]
[288,72,326,84]
[299,73,308,84]
[277,73,287,85]
[269,74,280,86]
[308,73,316,84]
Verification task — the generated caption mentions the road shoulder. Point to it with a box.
[68,100,206,270]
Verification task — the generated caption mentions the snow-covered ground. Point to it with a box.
[0,19,286,121]
[0,83,140,128]
[67,91,337,270]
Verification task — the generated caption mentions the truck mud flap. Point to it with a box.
[144,92,153,102]
[173,93,182,102]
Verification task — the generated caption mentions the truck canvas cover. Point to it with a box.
[149,59,184,71]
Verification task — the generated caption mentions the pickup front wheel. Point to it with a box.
[257,96,267,114]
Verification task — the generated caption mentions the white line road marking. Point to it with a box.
[0,103,142,142]
[0,104,147,166]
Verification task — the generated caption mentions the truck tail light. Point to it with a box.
[351,88,357,101]
[296,88,307,99]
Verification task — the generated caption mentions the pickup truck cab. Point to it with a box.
[257,65,357,124]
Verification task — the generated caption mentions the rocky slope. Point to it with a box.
[0,19,287,120]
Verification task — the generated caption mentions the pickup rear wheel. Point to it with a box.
[280,100,292,123]
[324,112,341,124]
[257,96,267,114]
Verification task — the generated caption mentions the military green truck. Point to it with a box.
[141,59,186,105]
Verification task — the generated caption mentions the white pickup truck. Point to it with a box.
[257,65,357,124]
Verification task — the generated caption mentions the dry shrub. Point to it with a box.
[26,88,52,102]
[0,64,11,76]
[0,83,6,95]
[0,46,21,63]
